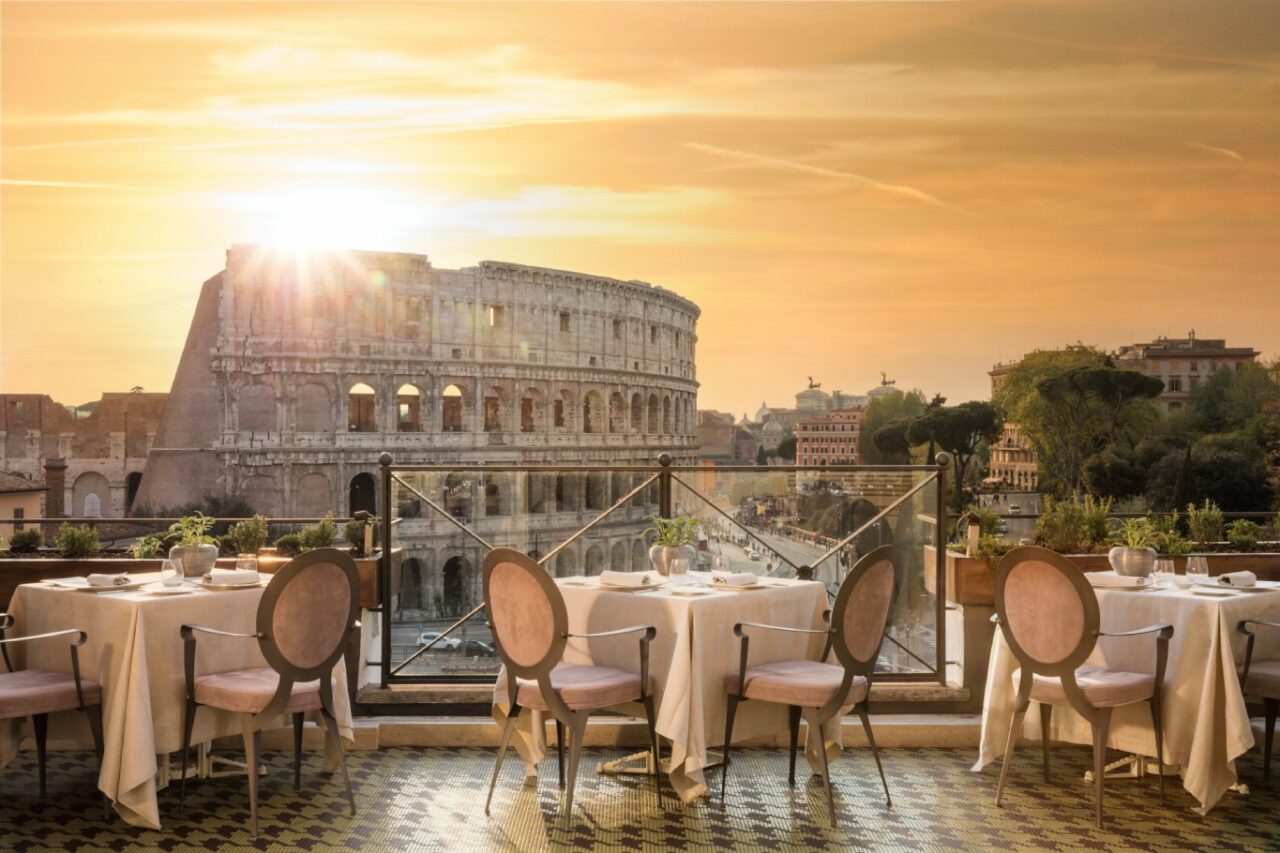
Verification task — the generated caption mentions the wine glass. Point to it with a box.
[1186,555,1209,584]
[669,556,691,588]
[161,558,184,587]
[1153,558,1175,589]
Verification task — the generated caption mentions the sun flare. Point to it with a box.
[235,186,420,251]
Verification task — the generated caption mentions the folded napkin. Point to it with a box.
[1206,570,1256,588]
[712,571,758,587]
[1086,572,1150,589]
[599,570,660,588]
[206,568,261,585]
[87,573,129,587]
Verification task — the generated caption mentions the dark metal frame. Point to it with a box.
[722,544,899,826]
[480,547,661,824]
[1237,618,1280,780]
[0,613,105,807]
[179,548,362,836]
[992,546,1172,829]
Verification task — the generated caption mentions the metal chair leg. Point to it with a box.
[179,700,196,816]
[995,697,1029,807]
[321,708,356,816]
[1264,698,1277,782]
[857,706,891,808]
[562,712,589,827]
[242,721,261,838]
[32,713,48,799]
[642,695,663,806]
[1039,703,1052,783]
[1150,695,1166,805]
[1091,709,1113,829]
[556,718,565,790]
[485,705,520,815]
[292,712,304,791]
[787,705,801,786]
[721,694,741,803]
[808,711,836,826]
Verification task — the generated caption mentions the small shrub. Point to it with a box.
[216,534,237,556]
[299,513,336,550]
[1150,528,1194,556]
[128,535,166,559]
[1034,495,1113,554]
[274,532,303,556]
[228,514,269,555]
[1226,519,1260,549]
[345,518,379,556]
[975,534,1016,569]
[6,528,42,553]
[956,506,1001,541]
[57,523,100,558]
[1186,500,1224,544]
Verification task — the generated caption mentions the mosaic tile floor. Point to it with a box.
[0,746,1276,852]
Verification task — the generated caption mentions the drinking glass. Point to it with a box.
[1186,555,1209,583]
[236,553,259,573]
[1153,558,1175,588]
[669,556,691,587]
[161,558,184,587]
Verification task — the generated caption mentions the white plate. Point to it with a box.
[1191,588,1236,597]
[141,583,194,595]
[598,581,667,592]
[709,583,768,592]
[667,586,714,596]
[197,579,265,591]
[45,577,147,592]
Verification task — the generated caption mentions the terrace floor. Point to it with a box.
[1,746,1276,852]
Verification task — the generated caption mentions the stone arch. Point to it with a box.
[630,392,643,431]
[296,382,331,432]
[555,548,578,578]
[442,555,472,616]
[349,472,376,516]
[295,471,333,517]
[347,382,377,432]
[242,474,281,516]
[442,384,466,432]
[396,384,422,432]
[585,544,605,576]
[72,471,111,517]
[582,391,604,434]
[483,474,506,517]
[239,383,277,432]
[631,540,646,571]
[520,387,544,433]
[585,473,608,511]
[662,395,672,434]
[483,386,506,433]
[401,557,425,610]
[554,389,573,430]
[647,393,659,433]
[125,471,143,514]
[608,392,626,433]
[610,541,628,572]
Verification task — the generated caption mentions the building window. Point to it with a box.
[347,383,376,432]
[483,394,502,432]
[442,384,464,432]
[634,361,640,370]
[650,325,658,343]
[487,305,505,328]
[613,319,623,340]
[560,312,571,333]
[12,507,23,532]
[452,348,463,359]
[554,398,566,428]
[589,356,597,367]
[1167,377,1183,393]
[396,384,421,432]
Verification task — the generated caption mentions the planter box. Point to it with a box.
[923,546,995,606]
[1063,551,1280,582]
[0,550,401,610]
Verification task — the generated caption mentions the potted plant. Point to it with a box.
[644,515,699,577]
[1108,517,1157,577]
[167,512,219,578]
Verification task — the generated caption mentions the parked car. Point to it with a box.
[460,640,496,657]
[416,631,461,650]
[748,550,763,561]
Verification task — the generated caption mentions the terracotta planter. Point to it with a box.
[923,546,996,606]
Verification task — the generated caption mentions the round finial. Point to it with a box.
[378,452,394,467]
[657,453,672,467]
[796,565,814,581]
[935,451,952,467]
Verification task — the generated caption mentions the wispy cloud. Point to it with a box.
[0,178,147,191]
[1188,142,1243,161]
[683,142,977,216]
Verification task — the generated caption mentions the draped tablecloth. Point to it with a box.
[493,576,836,802]
[975,584,1280,813]
[0,574,353,829]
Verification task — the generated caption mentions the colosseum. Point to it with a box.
[136,244,700,616]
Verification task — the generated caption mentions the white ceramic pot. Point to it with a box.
[648,544,697,577]
[170,543,219,578]
[1108,546,1157,578]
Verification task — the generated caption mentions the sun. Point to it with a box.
[237,186,419,251]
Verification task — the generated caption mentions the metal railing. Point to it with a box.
[377,453,949,687]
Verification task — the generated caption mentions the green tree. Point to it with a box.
[871,419,913,464]
[1145,432,1273,511]
[754,446,768,465]
[777,433,796,461]
[858,388,928,463]
[906,401,1003,508]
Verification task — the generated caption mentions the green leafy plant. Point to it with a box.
[1226,519,1260,549]
[6,528,42,553]
[273,532,303,556]
[644,515,699,547]
[1150,528,1194,556]
[128,535,166,559]
[974,534,1016,570]
[1033,495,1113,554]
[1112,517,1154,549]
[228,514,269,555]
[345,518,378,556]
[216,534,237,556]
[57,523,100,558]
[168,512,217,548]
[956,506,1002,541]
[299,513,337,550]
[1186,500,1224,544]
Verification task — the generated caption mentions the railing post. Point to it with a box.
[379,452,393,689]
[657,453,673,519]
[934,451,951,686]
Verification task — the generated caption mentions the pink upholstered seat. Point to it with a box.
[195,667,322,715]
[728,660,868,708]
[516,663,645,711]
[1242,660,1280,698]
[0,669,101,720]
[1015,665,1155,708]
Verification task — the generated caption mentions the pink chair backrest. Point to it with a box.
[259,548,359,678]
[483,548,566,677]
[996,546,1097,671]
[831,545,898,671]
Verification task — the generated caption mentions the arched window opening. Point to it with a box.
[647,394,659,433]
[630,393,643,431]
[348,383,376,432]
[582,391,603,434]
[662,396,672,434]
[554,391,571,430]
[349,472,376,516]
[520,388,542,433]
[483,389,503,433]
[442,384,464,432]
[585,545,605,576]
[585,473,607,511]
[608,392,625,433]
[484,475,504,517]
[397,384,421,432]
[442,556,471,616]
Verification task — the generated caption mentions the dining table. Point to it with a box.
[492,571,839,803]
[974,577,1280,814]
[0,572,353,829]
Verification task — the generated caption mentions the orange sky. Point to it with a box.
[3,1,1278,415]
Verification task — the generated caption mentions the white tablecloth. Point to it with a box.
[493,576,835,802]
[0,574,353,829]
[975,584,1280,813]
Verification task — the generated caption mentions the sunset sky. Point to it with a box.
[3,1,1278,415]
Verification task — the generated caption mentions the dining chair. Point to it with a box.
[178,547,360,837]
[0,613,105,803]
[482,547,661,824]
[992,546,1172,828]
[1237,618,1280,779]
[722,544,899,826]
